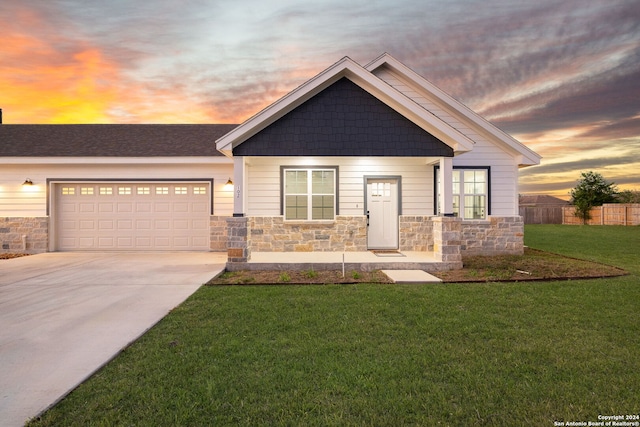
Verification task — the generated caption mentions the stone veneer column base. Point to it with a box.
[460,216,524,256]
[226,217,251,263]
[210,216,230,252]
[0,217,49,254]
[432,216,463,269]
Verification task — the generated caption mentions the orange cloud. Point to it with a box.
[0,10,228,124]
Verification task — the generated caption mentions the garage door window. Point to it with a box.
[175,187,188,195]
[81,187,94,195]
[62,187,75,195]
[137,187,150,195]
[119,187,132,195]
[193,187,207,195]
[100,187,113,195]
[156,187,169,195]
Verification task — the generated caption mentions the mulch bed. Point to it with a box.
[207,248,627,285]
[0,253,30,260]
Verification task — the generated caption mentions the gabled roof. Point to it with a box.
[519,195,569,206]
[0,124,237,157]
[365,53,541,167]
[216,56,475,157]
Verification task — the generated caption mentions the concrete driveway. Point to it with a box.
[0,252,225,426]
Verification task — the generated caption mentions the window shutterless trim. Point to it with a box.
[433,166,491,217]
[280,166,339,217]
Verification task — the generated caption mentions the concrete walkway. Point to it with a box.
[0,252,225,426]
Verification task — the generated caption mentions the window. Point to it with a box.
[100,187,113,195]
[175,186,188,195]
[61,187,75,195]
[137,187,150,195]
[436,167,489,219]
[283,168,336,220]
[118,187,132,195]
[193,186,207,195]
[80,187,94,195]
[156,187,169,195]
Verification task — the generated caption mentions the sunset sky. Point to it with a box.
[1,0,638,198]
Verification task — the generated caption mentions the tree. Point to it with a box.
[616,189,640,204]
[569,171,618,224]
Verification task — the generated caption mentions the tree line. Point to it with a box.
[570,171,640,223]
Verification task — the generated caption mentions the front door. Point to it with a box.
[366,178,399,249]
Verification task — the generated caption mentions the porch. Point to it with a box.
[224,250,460,272]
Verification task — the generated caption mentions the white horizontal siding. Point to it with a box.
[374,67,511,154]
[246,157,436,217]
[0,162,234,217]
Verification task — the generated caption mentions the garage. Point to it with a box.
[54,182,211,251]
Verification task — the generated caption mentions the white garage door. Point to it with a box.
[55,183,211,251]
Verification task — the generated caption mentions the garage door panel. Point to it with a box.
[79,203,95,213]
[117,203,133,213]
[173,203,189,213]
[56,182,210,251]
[135,219,152,229]
[173,220,189,230]
[116,237,133,248]
[98,220,114,230]
[155,203,171,212]
[61,204,77,213]
[136,204,152,213]
[192,219,208,230]
[192,202,208,213]
[98,237,115,248]
[155,220,170,229]
[78,237,96,248]
[98,203,114,213]
[79,220,96,230]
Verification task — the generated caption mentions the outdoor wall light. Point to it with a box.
[22,178,34,186]
[223,178,234,191]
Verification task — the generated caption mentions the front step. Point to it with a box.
[381,270,442,283]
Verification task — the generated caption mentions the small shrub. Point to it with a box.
[351,271,361,280]
[304,269,318,279]
[278,272,291,282]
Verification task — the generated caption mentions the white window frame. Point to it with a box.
[281,167,338,221]
[435,166,490,219]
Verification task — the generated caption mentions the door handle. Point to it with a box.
[366,210,369,227]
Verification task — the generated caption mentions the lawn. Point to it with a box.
[29,225,640,426]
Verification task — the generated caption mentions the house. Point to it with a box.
[0,53,541,271]
[519,195,569,224]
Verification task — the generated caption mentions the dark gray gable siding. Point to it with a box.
[233,78,453,157]
[0,124,238,156]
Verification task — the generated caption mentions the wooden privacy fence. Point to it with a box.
[563,204,640,225]
[519,206,564,224]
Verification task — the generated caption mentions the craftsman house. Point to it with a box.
[0,53,540,271]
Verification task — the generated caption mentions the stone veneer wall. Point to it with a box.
[249,216,367,252]
[0,217,49,253]
[399,216,434,251]
[210,216,229,251]
[460,216,524,256]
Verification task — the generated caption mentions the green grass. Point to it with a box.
[29,225,640,426]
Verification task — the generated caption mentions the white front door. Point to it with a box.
[366,178,399,249]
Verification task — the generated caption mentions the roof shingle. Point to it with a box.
[0,124,238,157]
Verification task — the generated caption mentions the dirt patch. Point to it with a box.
[209,269,393,285]
[206,248,627,285]
[0,253,30,260]
[436,248,627,282]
